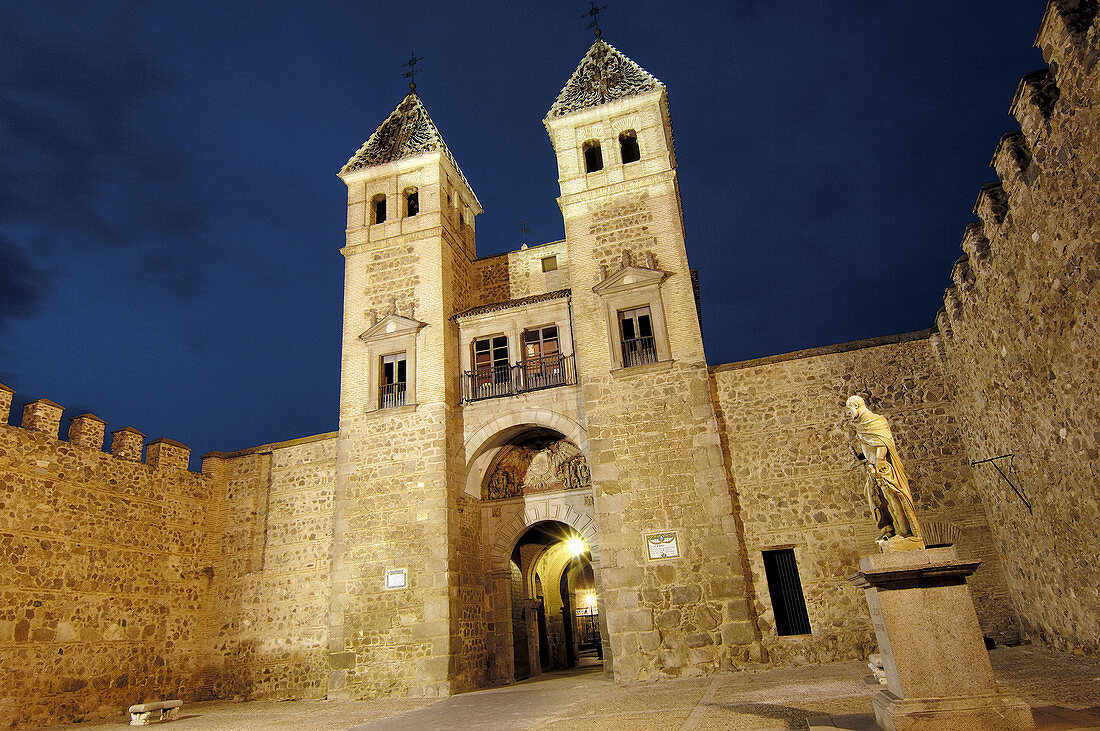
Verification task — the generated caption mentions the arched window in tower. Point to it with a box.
[405,187,419,217]
[371,193,387,224]
[583,140,603,173]
[619,130,640,164]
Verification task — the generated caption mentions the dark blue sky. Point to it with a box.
[0,1,1044,461]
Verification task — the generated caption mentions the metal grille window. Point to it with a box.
[762,549,811,636]
[619,306,657,367]
[379,352,406,409]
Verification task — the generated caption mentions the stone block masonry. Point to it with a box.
[1,3,1098,725]
[711,334,1020,668]
[932,1,1100,658]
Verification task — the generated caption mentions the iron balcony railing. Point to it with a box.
[463,353,576,402]
[378,382,406,409]
[622,335,658,368]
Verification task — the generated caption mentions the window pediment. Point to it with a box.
[359,314,426,344]
[592,265,667,296]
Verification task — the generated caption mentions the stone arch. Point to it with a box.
[462,409,587,467]
[490,503,598,573]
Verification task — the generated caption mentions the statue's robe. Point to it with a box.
[855,410,922,541]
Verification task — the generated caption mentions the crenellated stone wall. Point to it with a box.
[0,389,223,729]
[711,334,1019,667]
[931,1,1100,658]
[2,4,1098,726]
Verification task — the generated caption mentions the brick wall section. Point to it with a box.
[711,335,1019,667]
[0,396,222,728]
[932,2,1100,657]
[471,240,570,306]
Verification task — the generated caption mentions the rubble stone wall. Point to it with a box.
[932,3,1100,657]
[0,395,222,728]
[711,335,1020,667]
[207,434,336,701]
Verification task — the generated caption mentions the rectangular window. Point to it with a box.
[523,326,562,387]
[473,336,510,395]
[619,306,657,367]
[374,197,387,224]
[762,549,811,636]
[541,255,558,272]
[379,352,406,408]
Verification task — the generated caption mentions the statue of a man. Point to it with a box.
[846,396,924,548]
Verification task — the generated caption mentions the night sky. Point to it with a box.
[1,2,1045,463]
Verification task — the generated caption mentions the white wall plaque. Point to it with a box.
[645,531,680,560]
[385,567,408,590]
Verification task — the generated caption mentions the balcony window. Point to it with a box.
[523,326,563,388]
[473,335,510,398]
[379,352,406,408]
[619,306,658,367]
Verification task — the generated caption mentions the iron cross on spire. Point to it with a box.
[402,52,423,91]
[582,1,608,38]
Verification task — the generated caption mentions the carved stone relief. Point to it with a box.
[483,437,591,500]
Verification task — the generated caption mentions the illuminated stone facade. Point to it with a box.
[0,3,1097,727]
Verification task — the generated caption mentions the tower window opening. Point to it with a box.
[619,130,640,164]
[405,188,419,217]
[541,255,558,272]
[372,194,387,224]
[762,548,812,636]
[618,306,657,367]
[379,352,406,408]
[583,140,603,173]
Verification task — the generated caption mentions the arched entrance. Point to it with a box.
[508,520,603,680]
[469,423,607,684]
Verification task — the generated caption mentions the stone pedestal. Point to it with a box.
[849,547,1034,731]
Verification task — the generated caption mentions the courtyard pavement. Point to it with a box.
[45,645,1100,730]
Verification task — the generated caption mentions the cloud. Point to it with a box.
[0,235,46,329]
[0,8,207,297]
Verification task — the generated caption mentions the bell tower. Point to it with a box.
[545,39,760,679]
[329,88,483,698]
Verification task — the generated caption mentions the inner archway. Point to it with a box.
[473,422,604,685]
[508,520,602,680]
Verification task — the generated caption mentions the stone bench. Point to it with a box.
[128,700,182,726]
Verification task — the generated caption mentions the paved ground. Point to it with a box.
[45,645,1100,730]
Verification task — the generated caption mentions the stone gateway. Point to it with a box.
[0,3,1097,727]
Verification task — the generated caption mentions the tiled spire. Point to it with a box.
[547,39,662,119]
[340,92,473,195]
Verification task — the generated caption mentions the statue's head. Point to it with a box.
[845,395,867,419]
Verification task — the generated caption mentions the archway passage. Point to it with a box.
[509,520,603,681]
